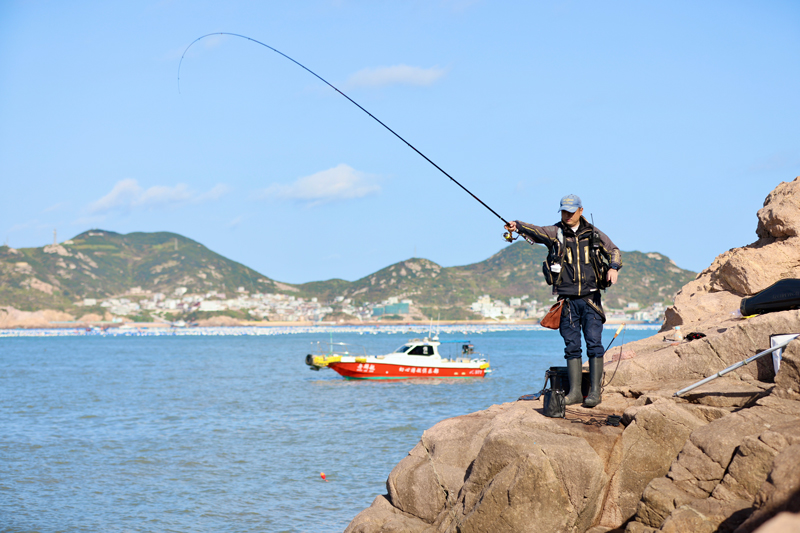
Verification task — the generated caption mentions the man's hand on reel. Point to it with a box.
[503,221,518,242]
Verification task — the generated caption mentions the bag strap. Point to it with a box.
[551,225,566,287]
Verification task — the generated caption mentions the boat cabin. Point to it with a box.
[394,339,439,357]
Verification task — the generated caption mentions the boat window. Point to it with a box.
[408,345,433,356]
[394,345,411,353]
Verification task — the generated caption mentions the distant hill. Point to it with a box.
[0,230,278,311]
[0,230,696,317]
[297,241,697,315]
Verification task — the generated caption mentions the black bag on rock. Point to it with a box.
[740,279,800,316]
[542,389,566,418]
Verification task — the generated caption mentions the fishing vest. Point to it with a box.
[542,223,610,293]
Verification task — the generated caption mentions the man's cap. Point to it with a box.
[558,194,582,213]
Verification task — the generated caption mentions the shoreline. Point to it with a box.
[0,320,648,331]
[0,317,648,330]
[0,322,661,337]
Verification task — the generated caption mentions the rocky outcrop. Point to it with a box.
[627,388,800,532]
[663,177,800,332]
[345,178,800,533]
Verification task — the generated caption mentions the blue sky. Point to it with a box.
[1,1,798,284]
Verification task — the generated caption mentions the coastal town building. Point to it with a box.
[78,287,666,324]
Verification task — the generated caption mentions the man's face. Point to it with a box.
[561,207,583,227]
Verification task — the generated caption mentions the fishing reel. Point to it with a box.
[503,231,518,242]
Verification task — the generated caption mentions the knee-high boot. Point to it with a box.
[583,356,604,408]
[564,357,583,405]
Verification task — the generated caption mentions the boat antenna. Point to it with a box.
[178,33,514,240]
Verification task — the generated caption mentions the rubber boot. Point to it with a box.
[564,357,583,405]
[583,357,604,408]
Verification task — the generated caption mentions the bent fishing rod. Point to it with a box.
[178,32,520,242]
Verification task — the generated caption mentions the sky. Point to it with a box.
[1,1,798,285]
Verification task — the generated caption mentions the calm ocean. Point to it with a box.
[1,326,656,532]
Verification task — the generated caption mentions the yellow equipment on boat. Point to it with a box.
[308,354,342,368]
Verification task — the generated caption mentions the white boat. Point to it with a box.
[305,338,490,380]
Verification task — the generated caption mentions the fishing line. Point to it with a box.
[178,32,510,227]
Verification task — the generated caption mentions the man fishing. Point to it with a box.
[504,194,622,408]
[181,40,622,408]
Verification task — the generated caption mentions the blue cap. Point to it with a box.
[558,194,582,213]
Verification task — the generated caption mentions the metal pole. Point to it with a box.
[674,337,797,397]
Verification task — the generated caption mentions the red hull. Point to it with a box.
[329,362,486,379]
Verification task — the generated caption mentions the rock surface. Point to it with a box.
[345,178,800,533]
[663,177,800,332]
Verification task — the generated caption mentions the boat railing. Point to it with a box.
[310,341,369,358]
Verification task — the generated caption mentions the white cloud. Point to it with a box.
[88,179,228,214]
[195,184,230,202]
[42,202,69,213]
[345,65,447,89]
[226,215,244,229]
[135,183,193,208]
[257,164,381,206]
[89,178,141,213]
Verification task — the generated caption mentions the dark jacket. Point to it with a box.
[515,217,622,298]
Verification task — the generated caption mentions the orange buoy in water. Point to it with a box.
[320,472,327,482]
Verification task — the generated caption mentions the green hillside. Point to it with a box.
[0,230,696,318]
[298,241,697,314]
[0,230,277,311]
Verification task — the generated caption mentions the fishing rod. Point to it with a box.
[602,322,626,388]
[178,32,516,242]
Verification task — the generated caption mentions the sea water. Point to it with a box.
[1,326,657,532]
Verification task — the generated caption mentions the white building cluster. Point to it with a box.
[469,294,547,320]
[81,286,667,324]
[468,295,666,323]
[83,286,379,322]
